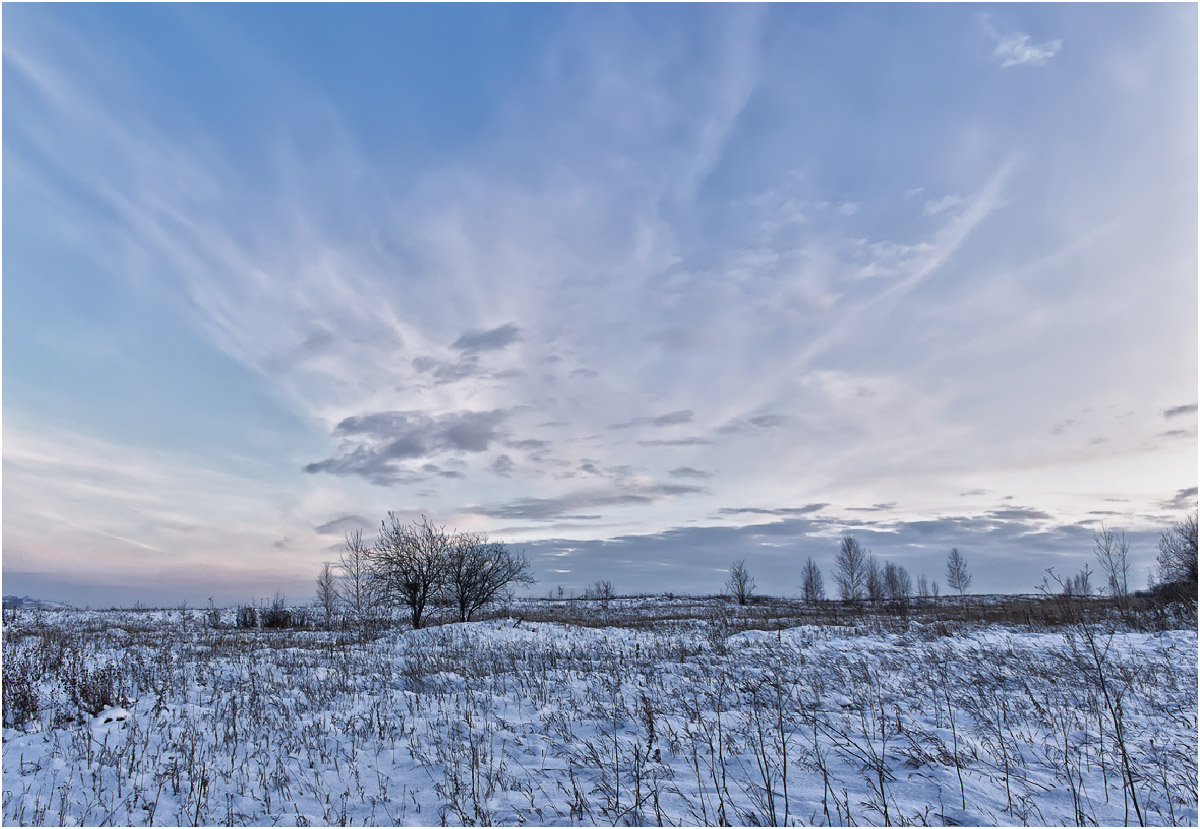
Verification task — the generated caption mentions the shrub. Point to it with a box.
[237,604,259,629]
[261,595,292,629]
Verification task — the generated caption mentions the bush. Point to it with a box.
[237,605,259,629]
[261,595,292,629]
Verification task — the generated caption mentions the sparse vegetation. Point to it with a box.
[2,591,1194,826]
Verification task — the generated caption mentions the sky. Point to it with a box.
[3,4,1196,607]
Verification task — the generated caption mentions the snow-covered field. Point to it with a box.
[3,600,1196,826]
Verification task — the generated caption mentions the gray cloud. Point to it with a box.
[451,323,522,354]
[611,410,694,430]
[467,482,704,521]
[1161,487,1198,511]
[1163,403,1197,418]
[1050,419,1076,435]
[717,413,791,434]
[988,507,1054,521]
[305,409,509,485]
[637,437,713,447]
[491,454,515,478]
[669,466,712,479]
[717,503,827,517]
[412,355,484,385]
[506,438,551,451]
[421,463,465,479]
[314,514,373,535]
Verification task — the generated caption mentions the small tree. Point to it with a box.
[726,559,755,605]
[916,573,930,599]
[315,562,339,630]
[586,579,616,600]
[834,534,868,603]
[1065,565,1093,598]
[884,561,912,605]
[371,512,449,630]
[1155,509,1198,594]
[946,548,972,596]
[801,558,825,604]
[1093,524,1131,607]
[445,534,535,622]
[339,528,377,642]
[865,555,884,605]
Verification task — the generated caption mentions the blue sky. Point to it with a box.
[4,4,1196,607]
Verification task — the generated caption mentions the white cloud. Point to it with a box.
[981,16,1062,68]
[923,194,962,216]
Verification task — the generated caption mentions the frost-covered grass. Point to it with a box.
[2,599,1196,826]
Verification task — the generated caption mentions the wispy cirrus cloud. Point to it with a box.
[4,5,1194,604]
[981,16,1062,68]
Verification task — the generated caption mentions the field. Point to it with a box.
[2,596,1197,826]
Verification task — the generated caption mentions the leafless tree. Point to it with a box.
[1093,524,1131,606]
[1066,565,1093,597]
[800,558,825,603]
[834,534,868,602]
[883,561,913,605]
[586,579,616,602]
[1155,509,1198,591]
[865,555,884,605]
[371,512,450,630]
[1042,564,1094,598]
[726,559,755,605]
[930,579,940,599]
[444,533,535,622]
[916,573,930,599]
[339,528,377,641]
[946,547,972,595]
[315,562,339,630]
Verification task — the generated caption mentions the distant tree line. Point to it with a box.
[720,508,1197,608]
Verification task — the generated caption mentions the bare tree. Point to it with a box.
[1093,524,1131,606]
[930,579,940,599]
[917,573,930,599]
[445,533,535,622]
[834,534,868,602]
[585,579,616,605]
[371,512,449,630]
[1067,565,1093,598]
[1042,564,1094,598]
[800,558,825,604]
[945,548,973,595]
[883,561,913,605]
[1155,509,1198,592]
[726,559,755,606]
[315,562,339,630]
[339,529,376,641]
[865,555,884,605]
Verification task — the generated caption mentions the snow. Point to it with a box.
[2,601,1196,826]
